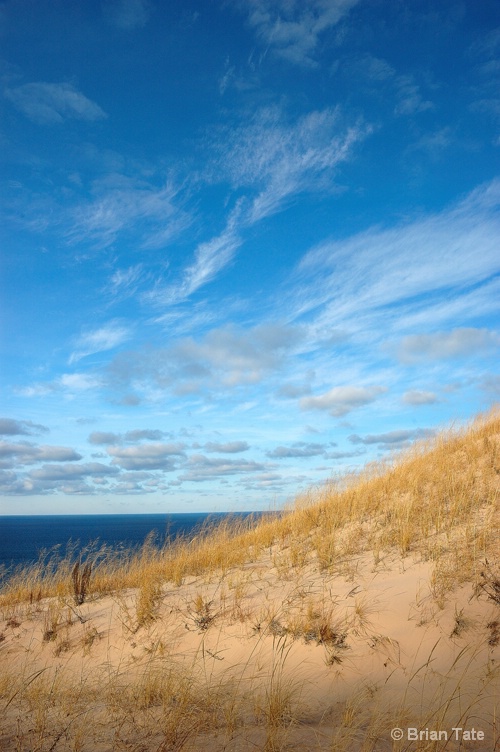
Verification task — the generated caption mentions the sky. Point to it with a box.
[1,0,499,515]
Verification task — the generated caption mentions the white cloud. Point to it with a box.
[215,107,368,223]
[300,385,386,417]
[398,328,500,364]
[242,0,360,67]
[0,418,49,436]
[179,454,266,482]
[402,390,438,406]
[69,322,131,364]
[292,180,500,337]
[394,77,433,116]
[0,441,82,468]
[149,107,367,308]
[69,178,189,250]
[108,322,304,397]
[267,442,326,458]
[59,373,102,391]
[107,442,186,470]
[277,382,312,398]
[204,441,250,453]
[124,429,167,442]
[17,372,102,399]
[107,264,145,300]
[348,428,435,448]
[147,200,243,306]
[172,323,304,387]
[5,82,107,124]
[89,432,122,445]
[29,462,118,481]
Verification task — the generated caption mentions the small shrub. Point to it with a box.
[476,560,500,605]
[191,594,216,631]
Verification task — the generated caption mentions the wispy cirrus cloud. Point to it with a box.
[68,177,190,250]
[18,373,102,398]
[5,82,107,125]
[106,264,146,301]
[69,322,131,364]
[290,180,500,339]
[213,107,369,223]
[146,200,244,306]
[151,106,367,308]
[240,0,360,67]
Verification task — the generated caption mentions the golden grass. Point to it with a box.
[0,407,499,750]
[2,408,498,608]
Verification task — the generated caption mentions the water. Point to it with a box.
[0,513,262,572]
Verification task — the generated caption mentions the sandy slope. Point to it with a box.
[1,541,499,751]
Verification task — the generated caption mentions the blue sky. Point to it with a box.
[1,0,499,514]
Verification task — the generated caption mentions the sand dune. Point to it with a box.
[1,411,499,750]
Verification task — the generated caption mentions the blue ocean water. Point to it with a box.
[0,513,260,572]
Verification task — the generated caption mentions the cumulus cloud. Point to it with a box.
[277,382,312,398]
[398,328,500,364]
[107,442,186,470]
[241,0,360,67]
[267,442,326,458]
[5,82,107,124]
[172,323,302,386]
[108,322,303,394]
[179,454,266,482]
[300,386,387,417]
[348,428,435,448]
[88,431,122,445]
[0,418,48,436]
[204,441,250,453]
[402,390,438,405]
[124,429,168,442]
[323,449,366,460]
[89,428,169,445]
[0,441,82,469]
[69,322,131,364]
[29,462,118,481]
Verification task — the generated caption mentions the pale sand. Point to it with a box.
[1,542,498,751]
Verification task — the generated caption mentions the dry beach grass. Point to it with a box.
[0,409,499,750]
